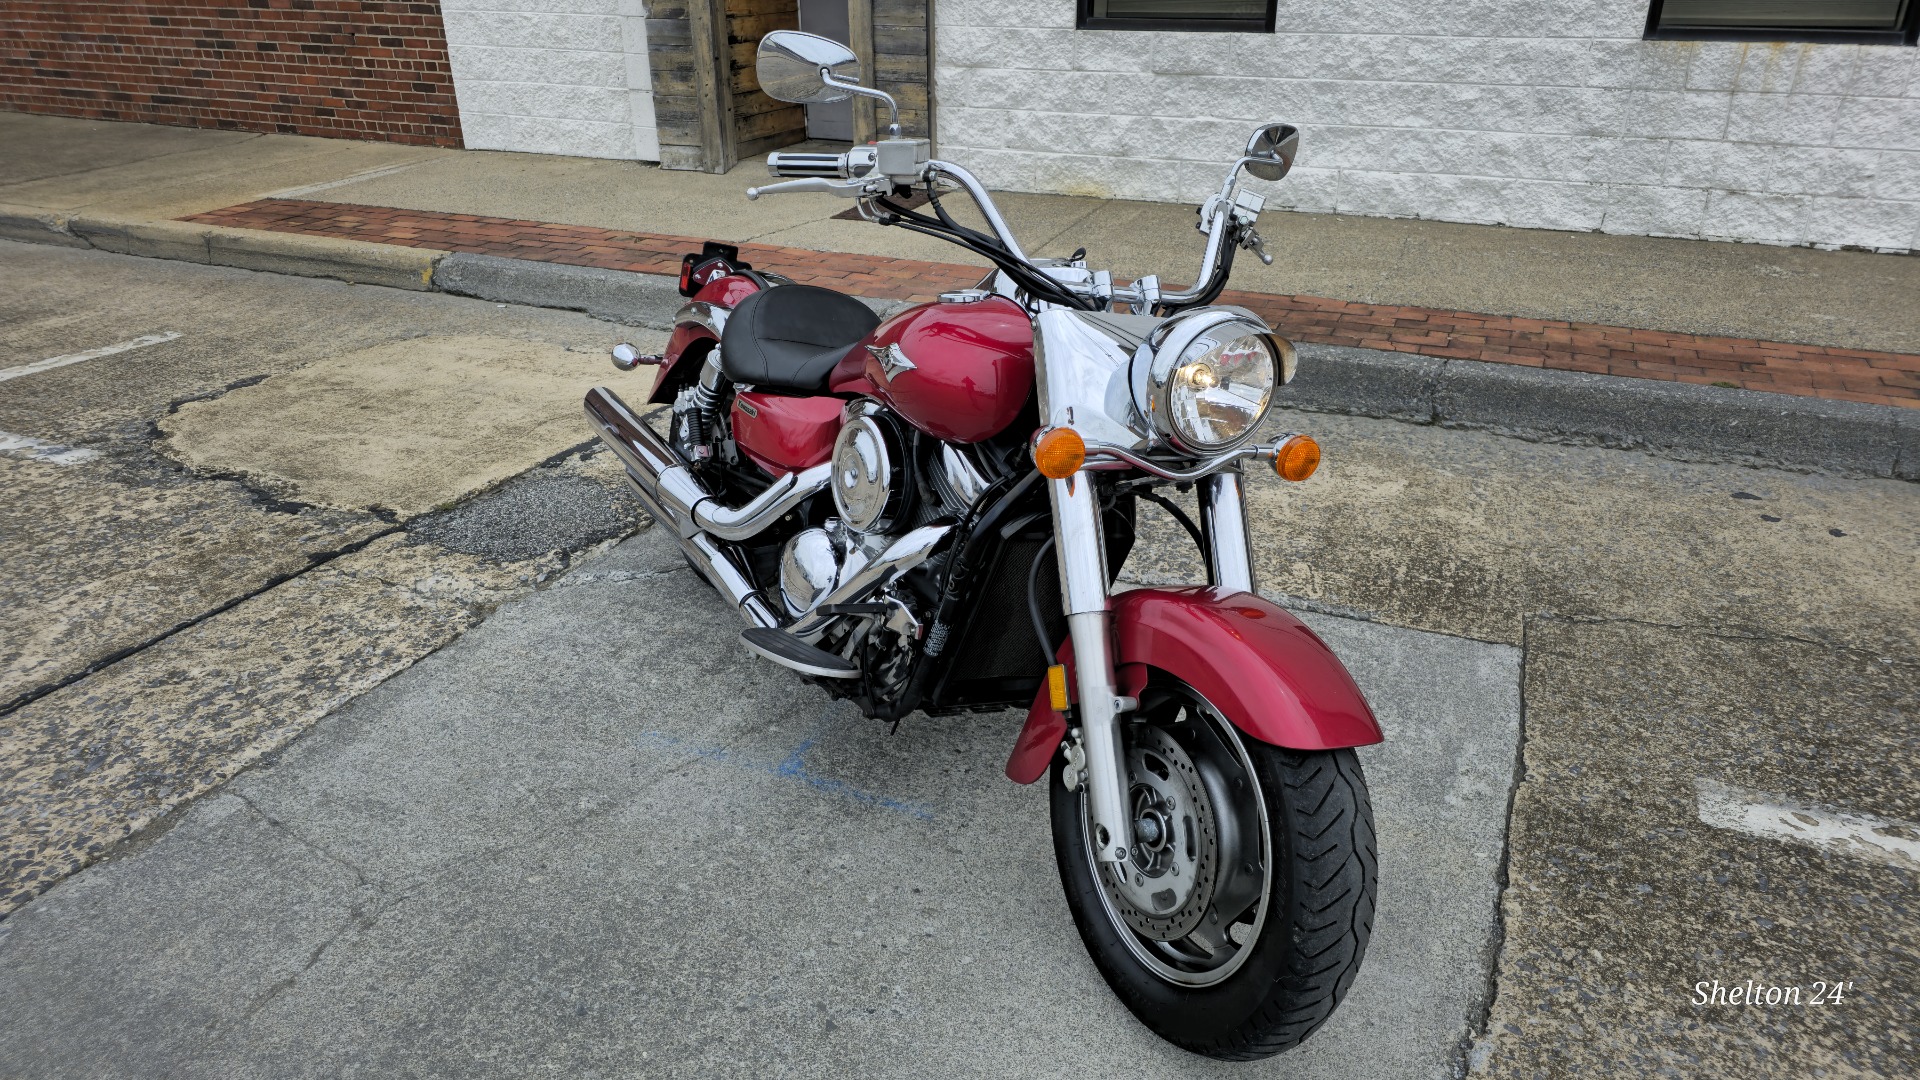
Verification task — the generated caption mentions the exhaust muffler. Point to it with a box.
[584,386,830,542]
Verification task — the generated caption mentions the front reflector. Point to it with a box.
[1047,664,1070,712]
[1033,427,1086,479]
[1275,434,1321,482]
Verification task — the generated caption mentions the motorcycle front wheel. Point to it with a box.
[1048,678,1377,1060]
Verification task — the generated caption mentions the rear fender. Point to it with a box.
[1005,587,1383,784]
[646,273,762,404]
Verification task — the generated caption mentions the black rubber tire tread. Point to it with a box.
[1050,737,1377,1061]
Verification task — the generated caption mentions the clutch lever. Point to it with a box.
[1241,226,1274,266]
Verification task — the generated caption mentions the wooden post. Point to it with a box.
[848,0,876,143]
[690,0,737,173]
[921,0,934,151]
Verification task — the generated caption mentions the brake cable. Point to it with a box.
[1134,489,1213,580]
[873,195,1093,311]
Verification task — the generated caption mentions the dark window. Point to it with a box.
[1646,0,1919,44]
[1078,0,1277,33]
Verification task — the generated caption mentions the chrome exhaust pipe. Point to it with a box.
[589,386,952,648]
[584,387,831,542]
[619,470,781,628]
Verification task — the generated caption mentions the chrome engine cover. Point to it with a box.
[831,404,904,533]
[779,527,840,617]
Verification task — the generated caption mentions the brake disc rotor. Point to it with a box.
[1094,724,1220,941]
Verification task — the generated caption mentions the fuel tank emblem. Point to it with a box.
[864,342,917,382]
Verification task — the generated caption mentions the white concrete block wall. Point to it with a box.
[933,0,1920,250]
[442,0,660,162]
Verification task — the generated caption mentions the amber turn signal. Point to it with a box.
[1274,434,1321,482]
[1033,426,1087,479]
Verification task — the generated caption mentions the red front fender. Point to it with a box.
[1005,587,1384,784]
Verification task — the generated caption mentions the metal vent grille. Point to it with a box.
[947,536,1061,683]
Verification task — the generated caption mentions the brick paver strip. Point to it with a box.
[185,199,1919,409]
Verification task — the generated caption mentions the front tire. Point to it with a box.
[1048,680,1377,1060]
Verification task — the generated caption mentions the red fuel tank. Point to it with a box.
[828,295,1033,444]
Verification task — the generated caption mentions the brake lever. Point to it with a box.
[745,177,877,201]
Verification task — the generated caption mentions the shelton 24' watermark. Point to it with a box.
[1693,980,1856,1006]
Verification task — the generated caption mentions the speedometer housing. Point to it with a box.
[1131,307,1296,455]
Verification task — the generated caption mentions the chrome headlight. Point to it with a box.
[1134,309,1295,454]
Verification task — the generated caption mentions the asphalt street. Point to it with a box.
[0,240,657,914]
[2,242,1915,1077]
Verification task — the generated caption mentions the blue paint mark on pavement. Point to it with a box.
[635,731,935,820]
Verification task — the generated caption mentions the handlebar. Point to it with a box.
[749,141,1260,310]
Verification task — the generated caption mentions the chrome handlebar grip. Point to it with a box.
[765,145,877,180]
[765,151,850,178]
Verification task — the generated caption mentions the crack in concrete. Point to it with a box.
[143,376,343,517]
[1267,588,1519,650]
[0,524,402,718]
[1446,606,1910,1076]
[1454,612,1535,1078]
[215,770,667,1024]
[226,791,377,889]
[135,788,388,1031]
[230,898,386,1027]
[1020,202,1109,257]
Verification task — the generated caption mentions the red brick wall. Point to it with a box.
[0,1,462,146]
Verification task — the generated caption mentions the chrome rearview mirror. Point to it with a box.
[1243,123,1300,182]
[756,31,861,105]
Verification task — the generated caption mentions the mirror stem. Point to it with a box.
[823,71,901,138]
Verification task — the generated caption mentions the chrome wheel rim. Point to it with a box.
[1080,688,1273,987]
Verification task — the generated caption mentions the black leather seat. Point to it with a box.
[720,285,880,393]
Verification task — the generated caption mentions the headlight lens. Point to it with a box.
[1164,332,1275,451]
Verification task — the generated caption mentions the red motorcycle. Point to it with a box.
[585,31,1382,1060]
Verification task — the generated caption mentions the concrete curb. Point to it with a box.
[2,203,441,290]
[432,252,684,329]
[431,251,915,327]
[204,226,440,290]
[1283,343,1917,481]
[3,209,1910,480]
[0,203,89,248]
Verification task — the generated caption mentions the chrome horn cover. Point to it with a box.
[778,527,840,617]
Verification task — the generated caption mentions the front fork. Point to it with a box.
[1051,466,1256,864]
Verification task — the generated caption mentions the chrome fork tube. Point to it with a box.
[1050,475,1131,865]
[1199,469,1256,594]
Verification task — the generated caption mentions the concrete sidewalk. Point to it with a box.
[0,524,1524,1080]
[5,111,1917,354]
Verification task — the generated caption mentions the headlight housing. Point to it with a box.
[1134,309,1295,454]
